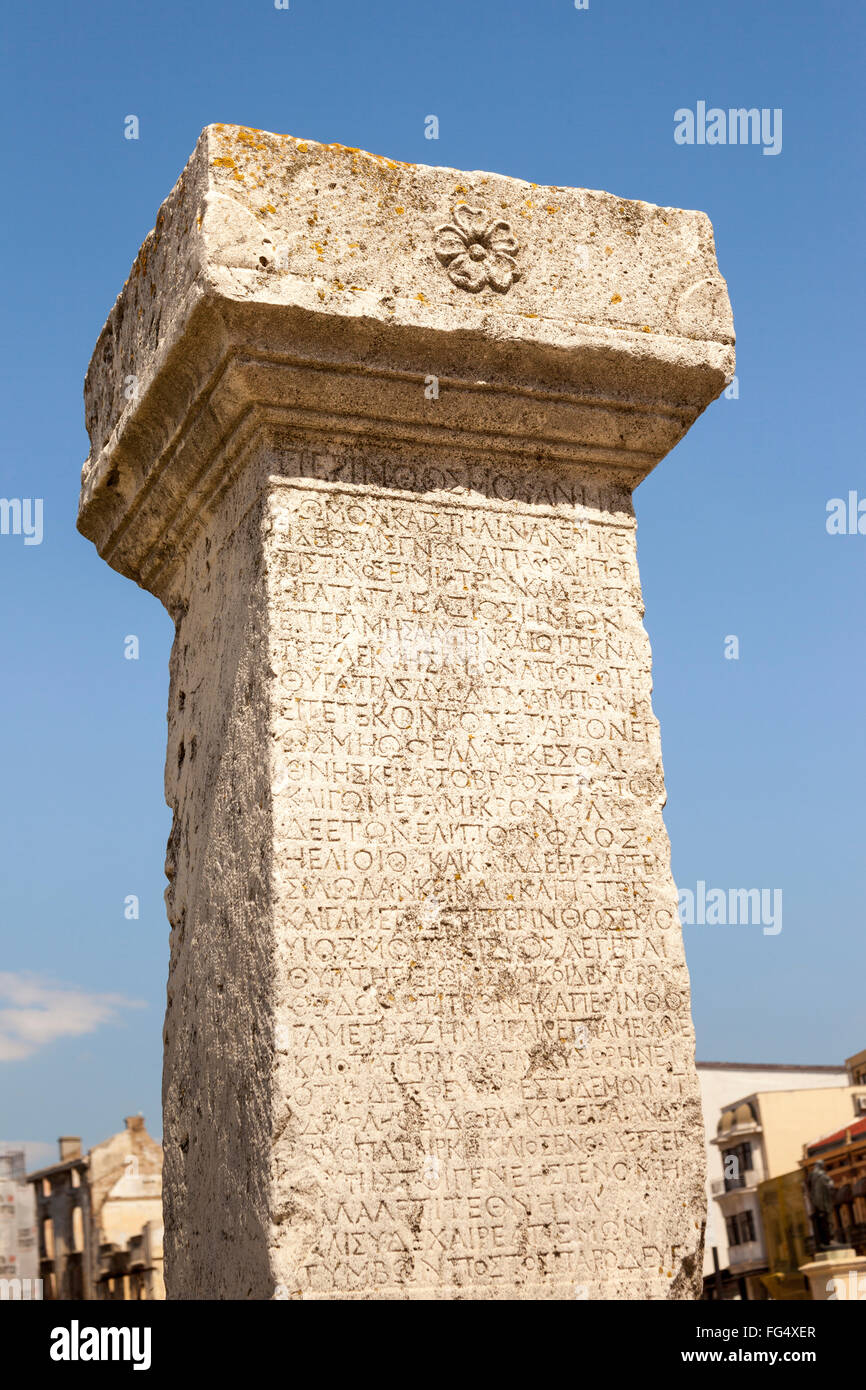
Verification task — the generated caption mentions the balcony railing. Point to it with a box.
[728,1239,765,1269]
[711,1174,754,1196]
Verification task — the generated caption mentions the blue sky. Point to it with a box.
[1,0,863,1156]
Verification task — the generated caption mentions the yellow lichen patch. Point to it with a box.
[296,141,308,153]
[416,292,428,303]
[264,203,277,214]
[454,184,467,194]
[334,280,345,290]
[394,206,405,214]
[545,205,558,214]
[212,157,236,169]
[235,127,264,148]
[604,245,613,255]
[610,293,622,304]
[641,325,651,332]
[349,286,364,292]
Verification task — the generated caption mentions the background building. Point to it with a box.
[697,1061,847,1292]
[0,1147,38,1294]
[846,1049,866,1088]
[701,1050,866,1298]
[28,1116,163,1300]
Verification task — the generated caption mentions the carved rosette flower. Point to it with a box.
[434,205,521,293]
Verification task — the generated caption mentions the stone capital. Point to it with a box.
[79,124,733,608]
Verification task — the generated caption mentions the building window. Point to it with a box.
[723,1141,754,1190]
[726,1211,756,1248]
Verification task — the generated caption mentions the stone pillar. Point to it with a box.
[79,125,734,1300]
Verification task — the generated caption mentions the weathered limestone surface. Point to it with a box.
[79,125,734,1299]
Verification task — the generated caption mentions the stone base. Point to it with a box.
[798,1249,866,1301]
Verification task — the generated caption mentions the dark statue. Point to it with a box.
[807,1160,841,1251]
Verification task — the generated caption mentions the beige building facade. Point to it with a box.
[702,1055,866,1299]
[28,1117,164,1300]
[697,1062,846,1287]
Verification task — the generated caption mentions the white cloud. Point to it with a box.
[0,973,144,1062]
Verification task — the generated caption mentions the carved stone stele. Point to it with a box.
[79,125,734,1299]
